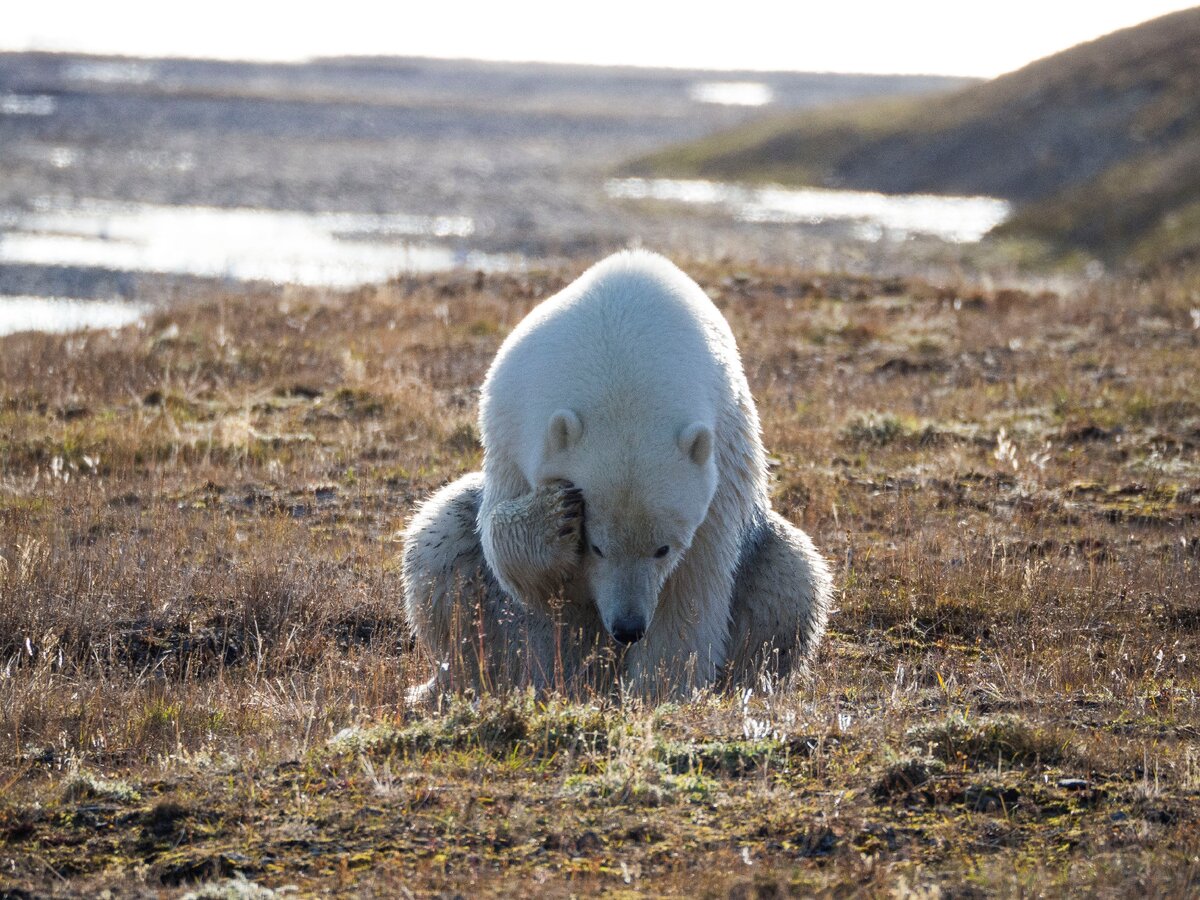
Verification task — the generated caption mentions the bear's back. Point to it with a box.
[481,252,742,477]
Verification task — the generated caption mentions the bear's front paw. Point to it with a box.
[538,479,584,568]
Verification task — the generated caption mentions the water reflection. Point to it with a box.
[1,94,57,116]
[0,199,515,287]
[63,60,156,84]
[689,82,774,107]
[606,177,1009,243]
[0,296,146,336]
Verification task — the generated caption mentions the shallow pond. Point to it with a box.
[0,295,147,336]
[606,177,1010,243]
[0,199,514,290]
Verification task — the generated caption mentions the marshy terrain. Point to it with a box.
[1,261,1198,896]
[0,52,968,306]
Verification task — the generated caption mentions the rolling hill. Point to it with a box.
[628,7,1200,267]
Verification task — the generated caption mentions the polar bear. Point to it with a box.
[402,250,831,698]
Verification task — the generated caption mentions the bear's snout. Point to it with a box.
[611,616,647,645]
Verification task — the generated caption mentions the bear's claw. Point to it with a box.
[542,479,585,562]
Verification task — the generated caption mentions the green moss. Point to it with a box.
[328,694,609,759]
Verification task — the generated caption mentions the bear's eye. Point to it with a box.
[591,543,605,558]
[654,545,670,559]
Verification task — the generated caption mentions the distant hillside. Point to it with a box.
[628,8,1200,267]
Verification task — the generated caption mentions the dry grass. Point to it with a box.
[1,262,1198,897]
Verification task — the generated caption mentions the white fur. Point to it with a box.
[403,250,832,698]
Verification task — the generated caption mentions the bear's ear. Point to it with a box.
[679,422,713,466]
[545,409,583,454]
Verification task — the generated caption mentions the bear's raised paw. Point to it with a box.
[539,479,585,565]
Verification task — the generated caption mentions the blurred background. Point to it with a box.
[2,1,1198,333]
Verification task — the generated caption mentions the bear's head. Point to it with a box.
[539,408,717,645]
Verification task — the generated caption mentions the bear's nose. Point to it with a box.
[611,617,646,645]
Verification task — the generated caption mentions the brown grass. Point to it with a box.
[1,262,1198,896]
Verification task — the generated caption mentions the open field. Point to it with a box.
[1,262,1199,896]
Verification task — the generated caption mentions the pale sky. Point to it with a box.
[3,1,1197,78]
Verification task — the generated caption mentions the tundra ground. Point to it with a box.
[1,263,1198,897]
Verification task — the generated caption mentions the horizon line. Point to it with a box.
[0,46,996,82]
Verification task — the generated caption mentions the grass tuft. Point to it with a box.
[328,693,609,758]
[909,714,1066,768]
[60,769,142,804]
[181,876,285,900]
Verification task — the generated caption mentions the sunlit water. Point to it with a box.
[689,82,773,107]
[0,296,147,336]
[0,199,517,288]
[63,60,157,84]
[606,177,1010,242]
[1,93,57,116]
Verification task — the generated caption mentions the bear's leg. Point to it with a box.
[402,473,555,698]
[402,473,599,699]
[479,477,586,613]
[725,510,833,685]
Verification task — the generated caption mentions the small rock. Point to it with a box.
[1057,778,1090,791]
